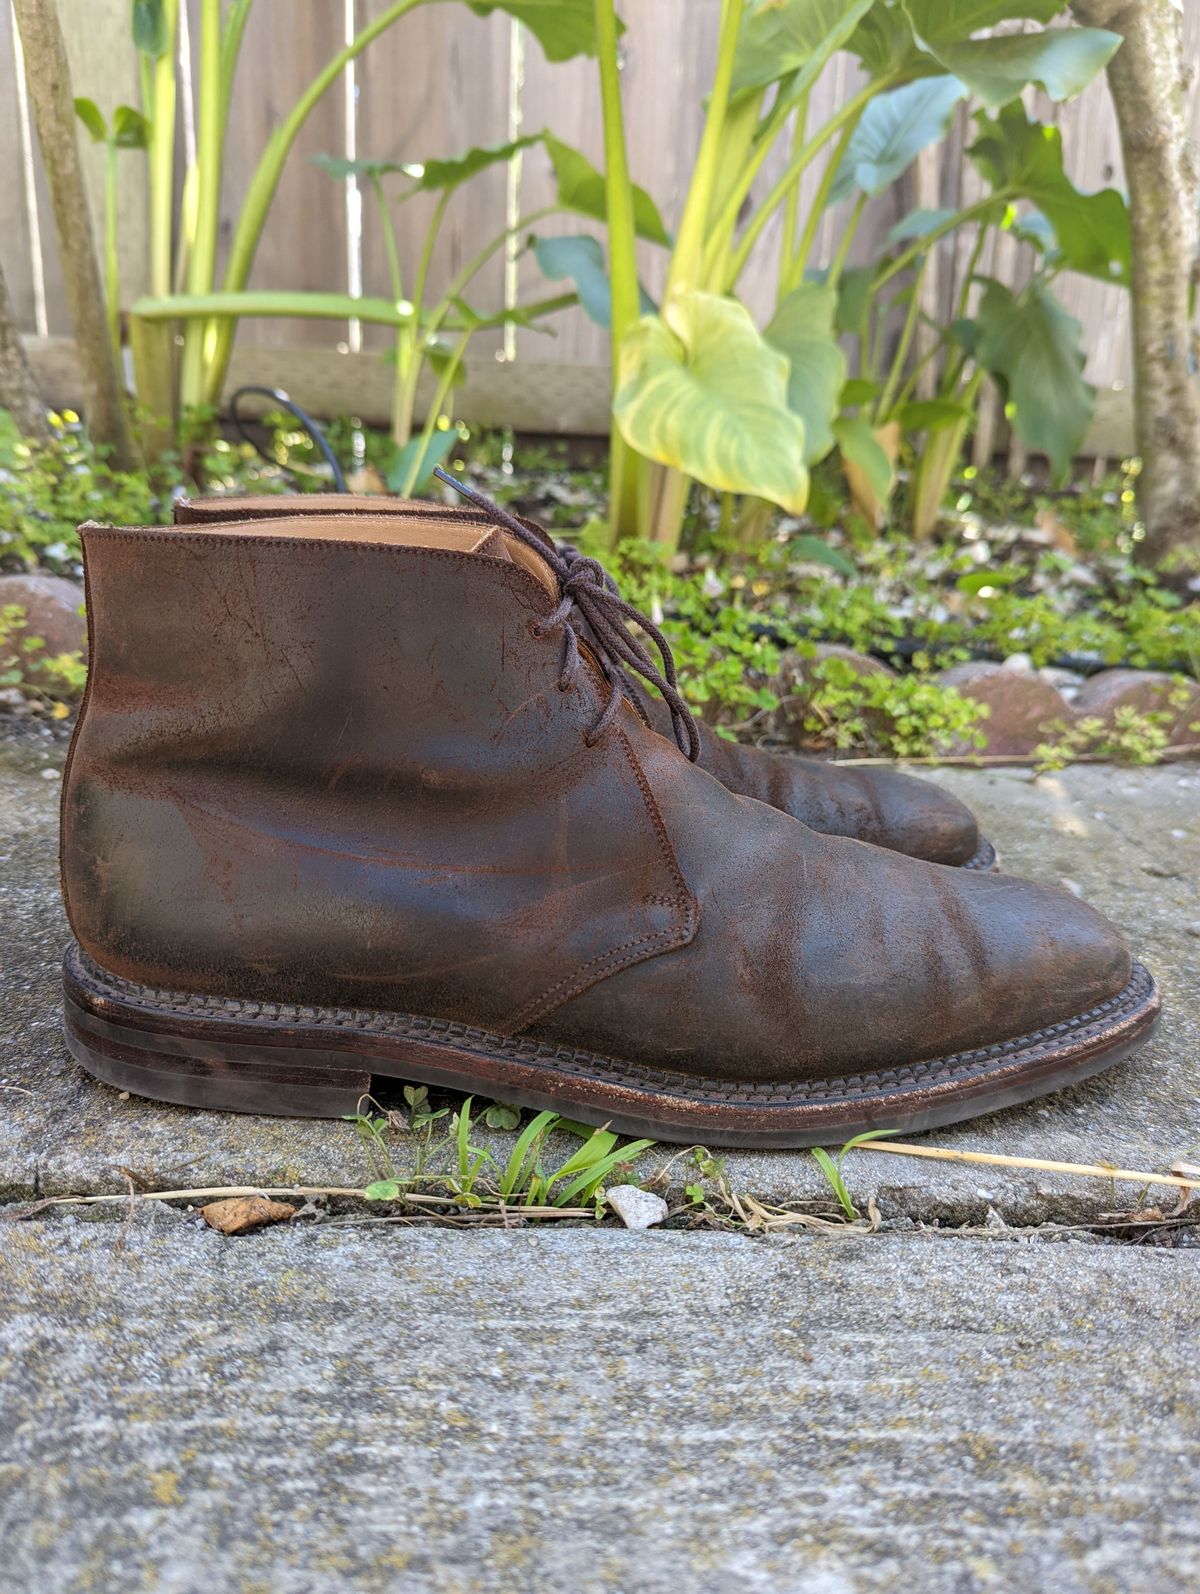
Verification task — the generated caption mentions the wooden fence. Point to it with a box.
[4,0,1200,453]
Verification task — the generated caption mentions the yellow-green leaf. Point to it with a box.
[614,290,808,513]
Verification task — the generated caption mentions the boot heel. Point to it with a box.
[62,947,372,1118]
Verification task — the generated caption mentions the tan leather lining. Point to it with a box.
[178,514,512,558]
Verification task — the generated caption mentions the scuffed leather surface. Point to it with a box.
[176,494,980,863]
[62,524,695,1030]
[529,716,1131,1080]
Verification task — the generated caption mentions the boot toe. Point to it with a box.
[844,765,981,866]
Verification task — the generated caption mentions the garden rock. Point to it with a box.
[0,574,86,673]
[937,660,1070,756]
[775,643,895,744]
[1073,669,1200,748]
[605,1186,669,1229]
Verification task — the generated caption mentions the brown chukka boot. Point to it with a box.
[60,497,1157,1145]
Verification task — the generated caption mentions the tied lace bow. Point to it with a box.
[434,469,701,762]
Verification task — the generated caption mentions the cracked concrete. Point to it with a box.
[1,1219,1197,1593]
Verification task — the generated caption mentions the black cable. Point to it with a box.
[228,385,348,494]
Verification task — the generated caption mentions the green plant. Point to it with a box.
[811,1131,897,1220]
[562,0,1124,551]
[110,0,613,457]
[0,603,83,714]
[308,131,659,490]
[72,99,150,366]
[345,1098,656,1214]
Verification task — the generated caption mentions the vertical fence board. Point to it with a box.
[356,1,511,365]
[214,0,348,348]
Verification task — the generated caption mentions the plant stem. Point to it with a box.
[103,140,120,367]
[729,78,879,291]
[666,0,742,297]
[874,193,1008,294]
[876,254,928,421]
[397,328,469,496]
[827,190,867,289]
[777,89,812,291]
[595,0,649,543]
[147,0,178,300]
[179,0,224,414]
[202,0,428,407]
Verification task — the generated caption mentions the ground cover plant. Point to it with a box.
[2,410,1195,766]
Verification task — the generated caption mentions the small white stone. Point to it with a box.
[1059,877,1085,898]
[1002,652,1034,674]
[606,1185,669,1230]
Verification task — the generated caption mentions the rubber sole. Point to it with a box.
[62,942,1158,1148]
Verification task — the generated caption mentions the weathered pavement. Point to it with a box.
[2,727,1198,1590]
[2,729,1196,1220]
[2,1220,1197,1592]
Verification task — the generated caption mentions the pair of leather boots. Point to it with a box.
[59,481,1158,1145]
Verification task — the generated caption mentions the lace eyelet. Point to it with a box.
[528,619,544,640]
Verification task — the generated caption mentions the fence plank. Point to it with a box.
[213,0,349,349]
[356,1,512,367]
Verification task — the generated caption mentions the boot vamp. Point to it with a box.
[699,725,980,866]
[641,697,980,865]
[528,725,1130,1083]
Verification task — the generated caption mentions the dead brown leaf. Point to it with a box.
[1033,505,1079,556]
[201,1196,297,1235]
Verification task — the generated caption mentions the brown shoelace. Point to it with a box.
[435,469,700,761]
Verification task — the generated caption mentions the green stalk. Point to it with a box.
[701,88,764,290]
[201,0,428,408]
[369,174,414,447]
[777,89,811,292]
[134,0,179,457]
[397,328,469,496]
[910,367,983,538]
[874,194,1009,294]
[594,0,647,545]
[875,253,928,422]
[782,116,858,295]
[179,0,224,414]
[645,0,743,553]
[728,78,879,292]
[103,139,120,366]
[392,188,449,448]
[827,190,867,289]
[666,0,742,298]
[147,0,178,299]
[219,0,255,137]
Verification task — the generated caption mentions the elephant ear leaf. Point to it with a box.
[466,0,605,62]
[830,77,966,204]
[923,25,1121,109]
[732,0,877,97]
[974,277,1093,483]
[531,234,654,328]
[765,282,846,464]
[615,290,809,513]
[544,136,669,245]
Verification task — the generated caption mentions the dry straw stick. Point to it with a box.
[862,1141,1198,1192]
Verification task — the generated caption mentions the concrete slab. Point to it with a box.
[1,1220,1196,1592]
[2,727,1196,1220]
